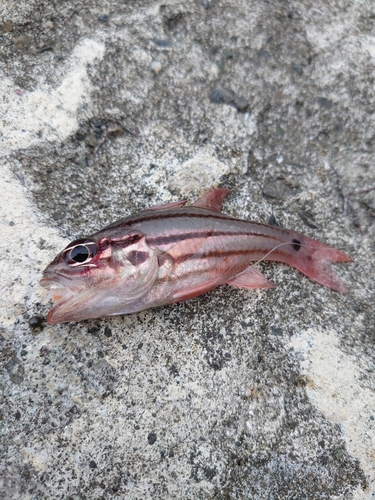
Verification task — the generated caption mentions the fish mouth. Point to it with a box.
[41,279,67,303]
[40,275,77,324]
[40,276,73,302]
[41,273,102,325]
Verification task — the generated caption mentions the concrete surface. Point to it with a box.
[0,0,374,498]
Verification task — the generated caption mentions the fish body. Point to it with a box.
[41,189,352,324]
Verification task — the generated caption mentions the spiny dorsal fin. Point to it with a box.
[148,200,188,211]
[192,188,230,212]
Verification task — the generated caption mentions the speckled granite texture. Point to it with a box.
[0,1,374,498]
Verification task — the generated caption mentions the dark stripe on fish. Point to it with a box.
[104,209,238,231]
[146,230,265,248]
[101,208,298,244]
[173,247,284,264]
[127,210,235,225]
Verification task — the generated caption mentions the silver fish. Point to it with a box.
[41,189,352,324]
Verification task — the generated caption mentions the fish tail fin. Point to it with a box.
[286,235,352,293]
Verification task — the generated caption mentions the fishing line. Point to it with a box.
[248,241,330,269]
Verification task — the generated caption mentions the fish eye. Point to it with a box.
[71,245,90,263]
[64,241,98,266]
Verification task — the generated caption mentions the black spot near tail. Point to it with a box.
[292,239,301,251]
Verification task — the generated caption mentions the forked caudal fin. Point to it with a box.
[274,233,353,293]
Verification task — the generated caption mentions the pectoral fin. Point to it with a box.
[226,267,276,289]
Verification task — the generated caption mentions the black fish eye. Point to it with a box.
[71,245,90,263]
[64,241,98,266]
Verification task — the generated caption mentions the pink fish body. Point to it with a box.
[41,189,352,324]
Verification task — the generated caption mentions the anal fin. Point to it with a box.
[192,188,230,212]
[226,266,276,289]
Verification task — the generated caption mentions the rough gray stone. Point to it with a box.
[0,0,374,499]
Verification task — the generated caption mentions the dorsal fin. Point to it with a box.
[148,200,188,211]
[192,188,230,212]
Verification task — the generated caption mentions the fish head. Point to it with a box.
[41,232,160,324]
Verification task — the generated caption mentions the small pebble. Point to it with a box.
[209,86,248,112]
[151,60,162,73]
[98,15,109,23]
[317,97,333,109]
[257,49,271,59]
[89,460,97,469]
[2,21,13,33]
[299,210,318,229]
[75,132,86,141]
[76,155,88,167]
[112,16,126,26]
[284,176,300,188]
[13,434,23,445]
[5,356,24,385]
[28,316,43,329]
[151,38,171,48]
[276,124,285,136]
[104,326,112,338]
[45,21,54,30]
[85,132,97,147]
[363,192,375,209]
[92,120,104,129]
[148,432,157,445]
[52,209,66,221]
[263,182,283,199]
[38,46,53,53]
[223,49,233,60]
[268,214,280,226]
[88,326,100,335]
[334,448,344,461]
[201,0,211,9]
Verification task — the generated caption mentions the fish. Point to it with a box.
[41,188,352,324]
